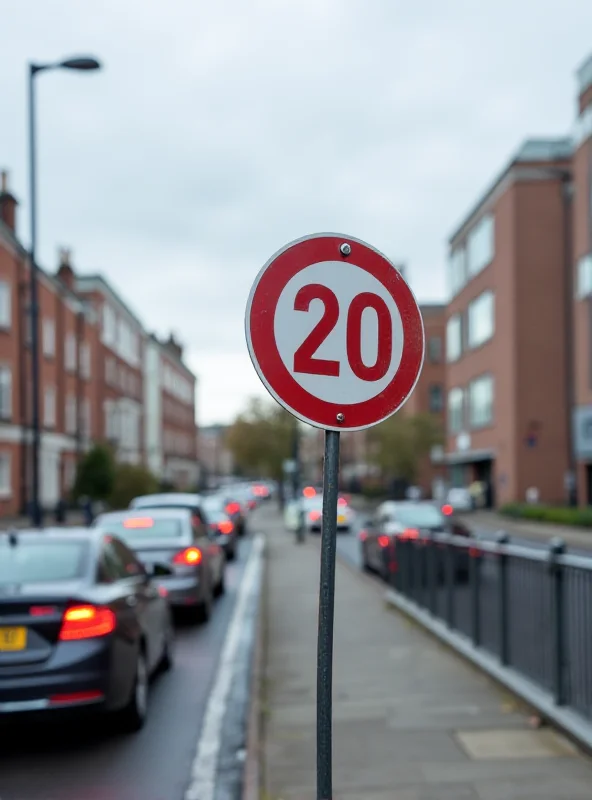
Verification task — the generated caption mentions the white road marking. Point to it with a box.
[184,534,265,800]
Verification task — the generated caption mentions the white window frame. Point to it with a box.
[467,291,495,349]
[448,387,464,434]
[65,333,77,372]
[65,394,77,435]
[0,366,12,420]
[577,254,592,299]
[42,318,55,357]
[44,385,56,428]
[467,214,495,277]
[469,374,494,429]
[82,397,91,439]
[81,343,91,379]
[102,304,116,346]
[0,280,11,328]
[0,451,11,496]
[448,247,467,297]
[446,315,462,363]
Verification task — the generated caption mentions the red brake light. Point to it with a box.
[309,510,321,521]
[226,502,240,515]
[442,504,453,516]
[123,517,154,529]
[303,486,316,498]
[172,546,203,566]
[30,605,57,617]
[59,605,116,641]
[400,528,419,541]
[359,530,368,542]
[49,690,104,706]
[378,535,390,548]
[158,586,168,598]
[247,500,256,509]
[337,497,347,507]
[218,520,233,534]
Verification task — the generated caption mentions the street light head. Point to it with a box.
[59,57,101,72]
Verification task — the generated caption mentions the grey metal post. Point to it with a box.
[497,531,510,665]
[317,429,340,800]
[549,537,567,705]
[28,64,42,527]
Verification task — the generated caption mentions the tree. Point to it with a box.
[368,412,443,484]
[73,444,116,502]
[109,463,159,510]
[226,397,295,480]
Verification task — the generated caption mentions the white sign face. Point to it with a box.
[273,260,405,406]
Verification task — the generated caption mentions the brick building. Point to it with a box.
[444,138,573,507]
[0,172,198,517]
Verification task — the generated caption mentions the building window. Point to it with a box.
[428,336,442,364]
[65,333,77,372]
[467,291,495,348]
[65,395,77,435]
[44,385,56,428]
[467,214,494,277]
[448,388,464,434]
[448,247,466,297]
[102,304,116,345]
[42,318,55,357]
[105,357,116,386]
[0,280,11,328]
[0,452,11,496]
[428,384,444,413]
[81,343,91,379]
[469,374,494,428]
[446,315,462,362]
[0,366,12,420]
[82,398,91,439]
[577,253,592,298]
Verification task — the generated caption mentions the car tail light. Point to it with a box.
[30,605,58,617]
[248,500,256,510]
[337,497,347,507]
[378,535,390,548]
[218,520,233,534]
[59,605,116,641]
[442,504,453,516]
[49,690,104,706]
[400,528,419,541]
[226,502,240,515]
[172,546,203,566]
[158,586,168,598]
[358,530,368,542]
[309,510,321,521]
[303,486,316,498]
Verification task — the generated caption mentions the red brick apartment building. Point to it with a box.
[444,139,573,507]
[0,173,198,517]
[572,54,592,505]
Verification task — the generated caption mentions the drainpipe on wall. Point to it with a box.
[563,173,576,505]
[75,309,84,463]
[17,276,28,514]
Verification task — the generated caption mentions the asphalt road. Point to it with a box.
[0,532,261,800]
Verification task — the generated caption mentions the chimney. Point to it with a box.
[0,170,18,233]
[164,333,183,360]
[56,247,75,291]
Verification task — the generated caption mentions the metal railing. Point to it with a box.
[388,532,592,725]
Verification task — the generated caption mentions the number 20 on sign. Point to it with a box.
[245,233,425,431]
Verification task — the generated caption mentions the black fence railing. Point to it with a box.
[388,532,592,725]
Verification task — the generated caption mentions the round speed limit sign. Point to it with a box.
[245,233,424,431]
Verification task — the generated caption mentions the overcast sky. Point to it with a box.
[2,1,591,425]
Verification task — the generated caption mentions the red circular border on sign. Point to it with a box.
[247,235,424,429]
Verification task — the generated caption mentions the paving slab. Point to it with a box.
[259,507,592,799]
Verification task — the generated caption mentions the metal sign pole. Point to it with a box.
[317,428,340,800]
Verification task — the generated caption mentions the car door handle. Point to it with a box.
[126,596,138,607]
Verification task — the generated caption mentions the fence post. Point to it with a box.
[399,537,409,598]
[548,537,566,706]
[497,531,510,666]
[446,536,455,629]
[470,542,482,647]
[427,531,437,616]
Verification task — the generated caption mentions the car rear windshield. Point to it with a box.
[395,505,444,527]
[0,540,88,585]
[97,517,184,540]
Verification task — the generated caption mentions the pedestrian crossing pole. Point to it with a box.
[316,429,340,800]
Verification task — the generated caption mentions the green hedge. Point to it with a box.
[500,503,592,528]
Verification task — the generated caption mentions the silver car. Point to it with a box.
[93,507,225,624]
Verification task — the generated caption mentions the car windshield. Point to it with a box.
[395,505,444,527]
[96,517,184,541]
[207,509,228,524]
[0,540,88,585]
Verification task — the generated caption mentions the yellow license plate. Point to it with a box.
[0,627,27,651]
[337,515,346,523]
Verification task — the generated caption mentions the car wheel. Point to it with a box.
[160,620,174,672]
[226,546,237,563]
[361,546,372,573]
[118,650,149,732]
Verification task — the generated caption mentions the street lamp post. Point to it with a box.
[27,56,101,526]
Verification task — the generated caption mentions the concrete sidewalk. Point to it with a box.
[261,510,592,799]
[463,510,592,550]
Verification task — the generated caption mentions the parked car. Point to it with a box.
[201,496,239,560]
[94,507,225,622]
[445,487,473,513]
[359,501,471,581]
[0,527,173,731]
[206,492,248,537]
[285,494,354,533]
